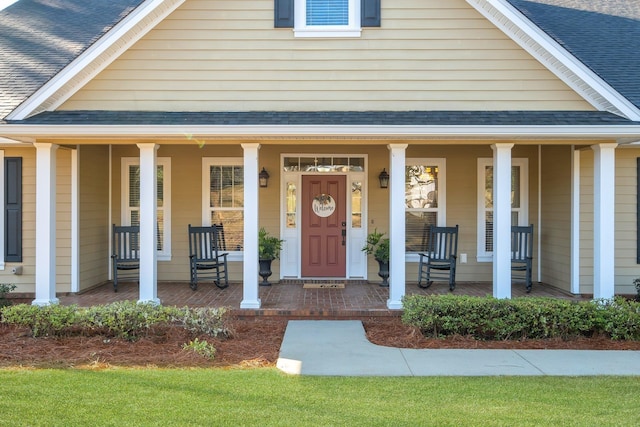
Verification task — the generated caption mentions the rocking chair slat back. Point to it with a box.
[188,224,229,290]
[111,224,140,292]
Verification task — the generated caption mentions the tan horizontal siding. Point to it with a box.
[0,148,72,293]
[578,148,640,294]
[63,0,590,112]
[540,146,572,291]
[79,146,110,290]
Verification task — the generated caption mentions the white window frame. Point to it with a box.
[477,158,528,262]
[294,0,361,38]
[121,157,172,261]
[405,158,446,261]
[202,158,244,261]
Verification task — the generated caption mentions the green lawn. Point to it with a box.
[1,368,638,426]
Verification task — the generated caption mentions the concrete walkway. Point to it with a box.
[277,320,640,376]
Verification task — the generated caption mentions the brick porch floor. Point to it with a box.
[56,279,584,318]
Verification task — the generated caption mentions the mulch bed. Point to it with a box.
[1,316,639,369]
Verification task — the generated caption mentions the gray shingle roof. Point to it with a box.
[507,0,640,109]
[10,110,637,126]
[0,0,144,119]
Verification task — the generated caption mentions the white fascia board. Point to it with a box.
[6,0,186,121]
[2,124,640,140]
[466,0,640,121]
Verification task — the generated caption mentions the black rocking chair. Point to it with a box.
[418,225,459,291]
[511,224,534,292]
[188,224,229,290]
[111,224,140,292]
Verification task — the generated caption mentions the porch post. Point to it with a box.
[592,143,617,300]
[241,143,261,309]
[137,143,160,304]
[33,143,59,306]
[387,144,407,310]
[570,147,580,294]
[492,143,514,299]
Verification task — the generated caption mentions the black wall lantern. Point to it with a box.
[378,168,389,189]
[259,167,270,188]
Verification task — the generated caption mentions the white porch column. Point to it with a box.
[592,143,617,300]
[570,147,580,294]
[137,143,159,304]
[71,147,79,293]
[492,143,514,299]
[241,143,261,309]
[387,144,407,310]
[33,143,59,306]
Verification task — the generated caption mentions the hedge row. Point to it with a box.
[0,301,230,341]
[401,295,640,341]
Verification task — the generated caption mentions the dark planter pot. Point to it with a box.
[259,258,274,286]
[376,259,389,287]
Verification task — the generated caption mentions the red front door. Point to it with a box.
[301,175,347,277]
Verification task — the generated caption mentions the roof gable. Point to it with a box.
[506,0,640,112]
[0,0,146,119]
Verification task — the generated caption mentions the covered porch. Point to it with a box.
[55,280,586,316]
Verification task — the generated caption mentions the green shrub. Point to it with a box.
[0,303,80,337]
[182,338,217,359]
[80,301,179,340]
[172,306,230,338]
[594,297,640,340]
[1,301,231,344]
[402,294,640,341]
[0,283,16,308]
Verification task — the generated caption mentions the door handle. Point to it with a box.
[341,222,346,246]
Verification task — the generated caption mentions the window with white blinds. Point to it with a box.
[202,158,244,254]
[405,159,446,254]
[477,158,528,262]
[306,0,349,25]
[121,157,171,260]
[295,0,360,37]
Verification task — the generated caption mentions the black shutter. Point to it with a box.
[361,0,381,27]
[275,0,294,28]
[5,157,22,262]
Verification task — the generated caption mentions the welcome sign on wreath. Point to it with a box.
[312,194,336,218]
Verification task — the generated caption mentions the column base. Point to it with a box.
[386,299,403,310]
[240,299,262,309]
[31,298,60,306]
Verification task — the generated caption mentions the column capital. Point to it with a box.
[387,143,408,151]
[491,142,515,151]
[33,142,59,150]
[590,142,618,152]
[136,142,159,151]
[241,143,261,150]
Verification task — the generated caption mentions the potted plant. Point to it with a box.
[258,227,284,286]
[362,229,390,287]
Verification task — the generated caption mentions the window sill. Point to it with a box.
[294,28,361,38]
